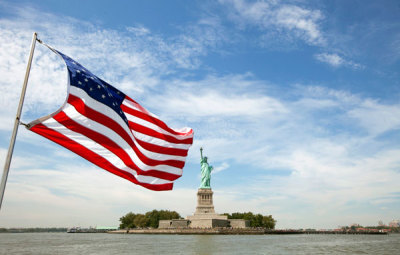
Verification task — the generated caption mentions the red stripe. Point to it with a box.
[68,95,186,170]
[29,123,173,191]
[70,94,189,158]
[134,138,188,157]
[121,103,193,137]
[129,122,193,145]
[53,109,182,181]
[69,94,132,153]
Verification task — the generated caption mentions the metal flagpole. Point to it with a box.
[0,32,38,210]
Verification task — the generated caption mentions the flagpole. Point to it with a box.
[0,32,38,210]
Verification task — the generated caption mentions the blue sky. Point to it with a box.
[0,0,399,229]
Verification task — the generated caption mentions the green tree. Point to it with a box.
[262,215,276,229]
[119,212,137,229]
[223,212,276,229]
[120,210,182,229]
[133,214,149,228]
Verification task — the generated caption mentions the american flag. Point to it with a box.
[27,49,193,191]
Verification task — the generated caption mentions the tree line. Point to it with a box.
[119,210,181,229]
[120,210,276,229]
[223,212,276,229]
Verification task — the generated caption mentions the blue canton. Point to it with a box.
[56,51,129,125]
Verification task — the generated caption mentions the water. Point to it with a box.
[0,233,399,254]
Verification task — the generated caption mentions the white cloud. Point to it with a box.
[219,0,325,45]
[149,89,287,118]
[348,99,400,136]
[315,52,363,69]
[213,162,230,174]
[315,53,344,67]
[275,4,324,45]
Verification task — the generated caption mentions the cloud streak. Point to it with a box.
[315,52,363,69]
[219,0,325,45]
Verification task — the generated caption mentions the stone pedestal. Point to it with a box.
[187,188,228,228]
[195,188,215,214]
[158,188,249,229]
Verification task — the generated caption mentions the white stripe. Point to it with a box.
[70,86,187,157]
[69,86,133,138]
[63,104,184,175]
[71,86,192,148]
[64,102,187,162]
[41,117,173,185]
[122,99,194,137]
[125,113,193,142]
[122,98,159,119]
[133,130,192,150]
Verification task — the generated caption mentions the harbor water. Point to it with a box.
[1,233,399,254]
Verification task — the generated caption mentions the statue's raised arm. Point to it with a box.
[200,147,204,160]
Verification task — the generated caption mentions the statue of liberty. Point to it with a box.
[200,147,213,189]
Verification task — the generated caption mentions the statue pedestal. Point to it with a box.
[159,188,250,229]
[187,188,228,228]
[194,188,215,214]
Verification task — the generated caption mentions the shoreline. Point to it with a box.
[108,229,389,235]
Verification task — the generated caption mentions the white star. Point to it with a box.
[102,94,106,99]
[78,81,82,85]
[89,87,93,91]
[90,77,95,80]
[108,93,112,97]
[97,85,101,89]
[72,61,76,65]
[117,91,120,94]
[76,70,81,73]
[84,78,88,82]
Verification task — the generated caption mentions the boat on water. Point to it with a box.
[66,227,80,233]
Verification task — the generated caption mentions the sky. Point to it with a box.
[0,0,399,229]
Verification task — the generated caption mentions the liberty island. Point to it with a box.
[111,147,278,234]
[159,147,249,229]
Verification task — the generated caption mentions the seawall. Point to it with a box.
[108,229,388,235]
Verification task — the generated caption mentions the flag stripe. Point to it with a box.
[70,86,192,146]
[67,95,187,162]
[124,111,193,141]
[121,102,193,137]
[55,109,183,180]
[123,97,192,135]
[63,103,185,171]
[128,121,193,145]
[134,138,189,157]
[41,116,180,182]
[30,123,174,191]
[132,131,192,150]
[69,87,132,137]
